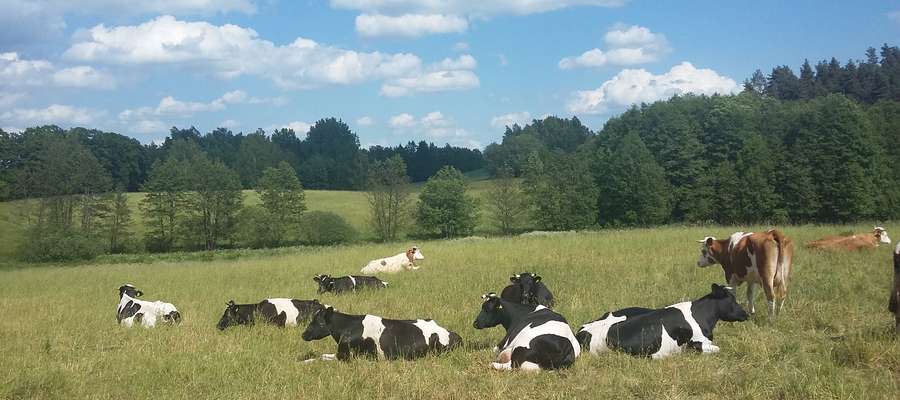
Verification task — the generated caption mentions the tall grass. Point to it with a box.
[1,224,898,399]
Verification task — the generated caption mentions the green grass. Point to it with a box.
[1,224,899,399]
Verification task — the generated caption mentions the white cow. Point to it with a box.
[116,284,181,328]
[360,246,424,274]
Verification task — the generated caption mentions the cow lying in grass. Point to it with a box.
[301,307,461,361]
[217,299,324,330]
[575,284,749,359]
[473,293,579,372]
[500,272,555,307]
[117,284,181,328]
[360,246,424,274]
[806,226,892,251]
[313,274,388,294]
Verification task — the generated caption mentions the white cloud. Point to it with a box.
[567,62,739,115]
[380,54,479,97]
[0,52,114,89]
[0,52,52,84]
[453,42,470,52]
[279,121,312,134]
[330,0,625,18]
[490,111,531,129]
[219,119,239,129]
[0,104,107,126]
[0,91,26,107]
[129,119,168,134]
[120,90,280,121]
[356,14,468,37]
[52,66,116,89]
[388,111,476,146]
[434,54,477,70]
[357,116,375,126]
[559,24,670,69]
[389,113,416,128]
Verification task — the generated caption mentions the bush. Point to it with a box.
[299,211,357,245]
[19,227,104,262]
[235,206,282,249]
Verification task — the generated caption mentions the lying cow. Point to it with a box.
[577,284,748,358]
[313,274,388,294]
[360,246,424,274]
[473,293,580,372]
[890,242,900,332]
[217,298,324,330]
[301,307,462,361]
[806,226,892,251]
[500,272,555,307]
[697,229,793,317]
[117,284,181,328]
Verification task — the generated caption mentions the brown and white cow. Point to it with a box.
[696,229,794,318]
[806,227,891,251]
[889,242,900,332]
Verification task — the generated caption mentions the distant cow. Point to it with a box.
[576,284,748,358]
[697,229,793,317]
[301,307,461,361]
[217,298,324,330]
[473,293,579,372]
[500,272,555,307]
[360,246,424,274]
[890,243,900,332]
[117,284,181,328]
[807,226,892,251]
[313,274,388,294]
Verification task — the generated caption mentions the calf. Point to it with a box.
[360,246,424,274]
[116,284,181,328]
[301,307,462,361]
[697,229,793,317]
[581,284,749,359]
[313,274,388,294]
[217,298,324,330]
[807,226,892,251]
[890,242,900,332]
[473,293,579,372]
[500,272,555,307]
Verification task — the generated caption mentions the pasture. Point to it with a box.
[1,224,898,399]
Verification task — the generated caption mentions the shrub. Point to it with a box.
[19,227,104,262]
[299,211,357,245]
[235,206,282,249]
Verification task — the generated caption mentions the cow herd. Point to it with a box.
[116,229,899,372]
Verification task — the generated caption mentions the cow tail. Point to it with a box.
[770,229,788,289]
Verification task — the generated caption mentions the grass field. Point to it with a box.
[1,224,898,399]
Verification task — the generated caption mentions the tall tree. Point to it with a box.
[367,155,411,241]
[523,151,598,230]
[416,166,479,238]
[255,161,306,246]
[485,165,527,234]
[595,132,671,226]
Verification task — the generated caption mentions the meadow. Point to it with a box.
[1,224,898,399]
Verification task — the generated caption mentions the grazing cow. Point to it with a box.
[578,284,748,359]
[473,293,580,372]
[313,274,388,294]
[806,226,892,251]
[500,272,555,307]
[116,284,181,328]
[697,229,794,317]
[217,298,324,330]
[360,246,424,274]
[301,307,462,361]
[890,242,900,332]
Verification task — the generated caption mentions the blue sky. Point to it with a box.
[1,0,898,147]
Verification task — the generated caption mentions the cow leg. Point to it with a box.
[762,282,776,318]
[746,283,756,315]
[510,347,543,373]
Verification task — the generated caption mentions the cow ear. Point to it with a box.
[705,237,714,247]
[509,274,519,282]
[136,290,144,297]
[711,284,726,297]
[534,275,542,282]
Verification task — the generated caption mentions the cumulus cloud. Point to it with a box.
[490,111,532,129]
[380,54,479,97]
[559,24,669,69]
[1,52,115,89]
[356,14,468,37]
[389,113,416,128]
[357,116,375,126]
[567,62,739,115]
[279,121,312,134]
[0,91,26,107]
[0,52,53,84]
[387,111,477,147]
[119,90,280,133]
[0,104,107,126]
[52,66,116,89]
[330,0,624,18]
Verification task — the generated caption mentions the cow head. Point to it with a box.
[301,307,334,341]
[313,274,334,294]
[875,227,892,245]
[217,300,242,331]
[509,273,542,305]
[473,293,504,329]
[118,284,143,299]
[709,284,749,322]
[696,237,720,268]
[407,246,425,262]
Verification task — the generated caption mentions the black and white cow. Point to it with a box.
[473,293,579,372]
[313,274,388,294]
[500,272,555,307]
[217,298,325,330]
[576,284,749,359]
[116,284,181,328]
[301,307,462,361]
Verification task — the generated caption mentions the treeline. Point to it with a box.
[0,118,485,200]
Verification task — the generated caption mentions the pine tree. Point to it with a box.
[595,132,670,226]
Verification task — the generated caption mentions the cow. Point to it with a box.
[890,242,900,332]
[576,284,749,359]
[217,298,324,330]
[301,307,462,361]
[116,284,181,328]
[806,226,892,251]
[313,274,388,294]
[360,246,424,274]
[697,229,793,318]
[473,293,580,372]
[500,272,555,307]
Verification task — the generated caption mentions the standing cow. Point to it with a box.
[217,298,324,330]
[890,242,900,332]
[473,293,579,372]
[500,272,555,307]
[697,229,793,318]
[117,284,181,328]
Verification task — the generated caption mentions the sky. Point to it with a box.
[1,1,898,148]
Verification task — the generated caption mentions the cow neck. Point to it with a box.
[326,310,364,340]
[688,296,720,336]
[713,238,735,278]
[498,299,539,331]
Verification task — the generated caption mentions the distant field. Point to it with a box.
[1,224,898,399]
